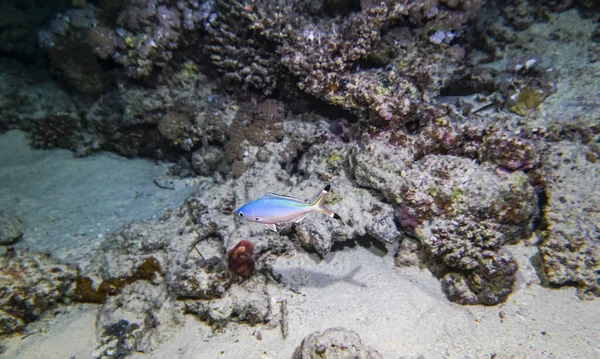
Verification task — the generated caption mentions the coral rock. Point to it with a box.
[95,281,182,357]
[293,327,383,359]
[0,215,24,245]
[350,139,537,305]
[538,142,600,299]
[0,249,77,335]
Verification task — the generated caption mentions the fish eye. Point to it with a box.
[238,213,244,217]
[255,217,260,222]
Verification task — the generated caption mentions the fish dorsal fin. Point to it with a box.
[264,192,303,202]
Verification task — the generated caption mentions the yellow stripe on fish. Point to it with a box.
[234,185,341,232]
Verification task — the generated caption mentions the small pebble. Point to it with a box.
[315,344,326,354]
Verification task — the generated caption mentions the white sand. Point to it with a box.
[4,243,599,359]
[131,244,599,359]
[0,130,194,262]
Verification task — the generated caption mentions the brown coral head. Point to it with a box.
[228,240,255,278]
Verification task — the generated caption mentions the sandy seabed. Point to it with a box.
[3,241,599,358]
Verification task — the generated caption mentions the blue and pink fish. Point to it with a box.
[235,185,341,231]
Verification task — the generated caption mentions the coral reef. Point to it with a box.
[246,0,482,128]
[39,0,213,80]
[204,0,280,94]
[0,0,68,60]
[1,0,599,349]
[0,249,77,335]
[39,6,109,93]
[183,275,273,328]
[226,99,285,177]
[409,121,542,172]
[349,139,538,305]
[68,184,291,354]
[423,219,520,305]
[112,0,213,79]
[12,116,398,349]
[82,70,231,160]
[0,60,80,136]
[292,327,383,359]
[31,0,484,132]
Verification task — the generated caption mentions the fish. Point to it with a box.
[235,185,341,232]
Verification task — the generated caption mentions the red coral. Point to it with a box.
[228,240,255,278]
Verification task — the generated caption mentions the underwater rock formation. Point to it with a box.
[0,60,80,139]
[31,0,484,132]
[204,0,280,94]
[0,249,77,335]
[183,275,273,328]
[39,0,213,81]
[72,187,275,336]
[537,141,600,300]
[0,215,24,245]
[95,281,182,357]
[1,2,600,349]
[83,70,230,160]
[226,99,286,177]
[39,6,109,93]
[293,327,383,359]
[248,0,482,128]
[349,139,538,305]
[0,0,68,60]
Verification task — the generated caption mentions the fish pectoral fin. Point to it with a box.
[290,213,309,223]
[265,223,278,232]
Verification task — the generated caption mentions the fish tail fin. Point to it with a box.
[312,185,342,220]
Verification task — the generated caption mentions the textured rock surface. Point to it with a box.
[83,71,231,159]
[349,139,538,304]
[0,60,79,135]
[0,249,76,335]
[205,0,280,94]
[95,281,182,357]
[38,1,213,80]
[292,327,383,359]
[0,214,23,245]
[2,5,600,358]
[538,141,600,300]
[0,0,67,59]
[250,0,481,128]
[57,117,401,354]
[183,275,273,328]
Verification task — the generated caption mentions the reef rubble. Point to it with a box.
[0,1,599,357]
